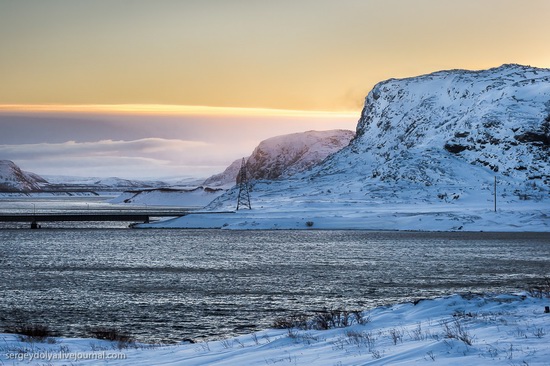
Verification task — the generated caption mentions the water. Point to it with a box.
[1,223,549,343]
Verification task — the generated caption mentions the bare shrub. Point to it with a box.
[352,311,370,325]
[345,330,376,351]
[409,322,425,341]
[425,350,436,361]
[286,328,299,339]
[274,308,369,332]
[235,339,245,348]
[441,319,475,346]
[5,323,55,343]
[272,314,308,329]
[527,277,550,298]
[199,342,211,351]
[221,339,233,349]
[533,327,546,338]
[313,309,365,330]
[389,327,404,345]
[371,350,382,359]
[88,327,134,348]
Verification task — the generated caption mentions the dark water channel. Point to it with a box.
[0,227,549,343]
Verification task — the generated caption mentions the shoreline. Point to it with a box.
[2,291,549,365]
[137,206,549,232]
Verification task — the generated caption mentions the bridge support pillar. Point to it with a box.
[31,221,39,229]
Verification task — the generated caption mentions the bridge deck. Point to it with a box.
[0,210,234,224]
[0,212,187,223]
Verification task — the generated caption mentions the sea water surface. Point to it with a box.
[0,199,549,343]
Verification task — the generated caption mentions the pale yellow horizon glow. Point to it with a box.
[0,104,359,118]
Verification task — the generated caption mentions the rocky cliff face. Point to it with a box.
[301,64,550,201]
[340,64,550,187]
[0,160,47,192]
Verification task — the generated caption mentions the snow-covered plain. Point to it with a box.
[2,293,550,365]
[110,187,225,207]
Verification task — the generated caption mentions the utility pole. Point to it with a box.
[494,176,497,212]
[236,158,251,210]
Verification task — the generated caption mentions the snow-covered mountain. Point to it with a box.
[203,130,355,187]
[165,64,549,231]
[44,175,166,188]
[245,130,356,180]
[0,160,47,192]
[323,63,550,190]
[202,158,245,188]
[41,175,170,193]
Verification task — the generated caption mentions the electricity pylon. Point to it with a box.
[236,158,251,210]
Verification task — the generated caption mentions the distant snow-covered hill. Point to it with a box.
[202,158,244,188]
[44,175,165,187]
[0,160,47,192]
[42,175,170,193]
[203,130,355,187]
[245,130,356,180]
[119,129,354,207]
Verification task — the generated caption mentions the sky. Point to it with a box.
[1,0,549,179]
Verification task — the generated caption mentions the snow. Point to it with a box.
[42,175,169,189]
[0,160,47,191]
[202,130,354,187]
[110,187,226,207]
[138,199,549,232]
[0,191,103,198]
[244,129,355,180]
[2,293,550,365]
[203,158,245,188]
[140,64,550,231]
[111,130,354,208]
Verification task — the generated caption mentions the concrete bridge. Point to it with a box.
[0,210,235,228]
[0,210,189,228]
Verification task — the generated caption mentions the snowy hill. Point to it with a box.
[44,175,168,189]
[245,129,355,180]
[0,160,47,192]
[203,130,355,187]
[322,63,550,190]
[114,130,353,206]
[145,64,550,231]
[202,158,245,188]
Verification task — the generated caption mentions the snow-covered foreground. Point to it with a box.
[2,293,550,365]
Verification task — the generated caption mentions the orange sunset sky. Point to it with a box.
[1,0,549,178]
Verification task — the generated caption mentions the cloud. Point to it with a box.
[0,138,241,179]
[0,108,358,179]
